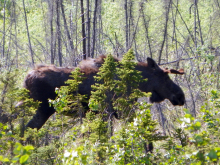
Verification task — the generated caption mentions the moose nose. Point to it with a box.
[171,94,185,106]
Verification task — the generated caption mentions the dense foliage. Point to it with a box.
[1,0,220,164]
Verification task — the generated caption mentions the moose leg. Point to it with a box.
[26,102,55,130]
[144,141,154,153]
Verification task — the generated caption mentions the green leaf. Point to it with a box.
[185,114,192,118]
[194,121,201,127]
[196,151,205,161]
[195,135,203,144]
[215,147,220,151]
[13,143,23,155]
[20,154,29,164]
[24,145,34,152]
[3,157,9,162]
[208,149,217,161]
[12,156,20,163]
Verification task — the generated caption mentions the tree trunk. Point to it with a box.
[158,0,172,64]
[49,0,55,64]
[194,0,197,51]
[91,0,98,58]
[13,0,18,67]
[23,0,35,65]
[128,0,133,49]
[60,0,74,55]
[22,0,34,65]
[56,0,62,66]
[140,2,152,58]
[87,0,91,57]
[124,0,129,51]
[81,0,87,59]
[171,0,179,67]
[196,1,204,45]
[2,0,6,58]
[98,0,103,54]
[74,0,79,65]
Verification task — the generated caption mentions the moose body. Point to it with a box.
[23,56,185,130]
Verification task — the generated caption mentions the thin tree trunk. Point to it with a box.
[56,0,62,66]
[173,2,195,44]
[124,0,129,51]
[70,1,74,39]
[156,104,167,135]
[60,0,74,53]
[130,9,141,58]
[6,19,13,65]
[158,0,172,64]
[98,0,103,54]
[22,0,34,65]
[128,0,134,49]
[87,0,91,57]
[49,0,54,64]
[81,0,87,59]
[91,0,98,58]
[2,0,6,58]
[215,0,220,8]
[74,0,79,65]
[171,0,179,67]
[13,0,18,67]
[140,2,152,58]
[196,2,204,45]
[69,1,75,64]
[40,0,48,61]
[114,32,119,57]
[194,0,197,51]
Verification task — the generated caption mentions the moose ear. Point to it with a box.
[169,68,184,75]
[147,57,159,69]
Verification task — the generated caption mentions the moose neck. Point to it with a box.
[135,64,153,93]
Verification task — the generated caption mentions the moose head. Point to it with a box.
[137,57,185,106]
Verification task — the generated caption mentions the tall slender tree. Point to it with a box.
[81,0,87,59]
[124,0,129,51]
[12,0,18,67]
[56,0,62,66]
[194,0,197,51]
[49,0,55,64]
[140,2,152,58]
[22,0,34,65]
[158,0,172,64]
[87,0,91,57]
[2,0,6,58]
[60,0,74,56]
[91,0,98,58]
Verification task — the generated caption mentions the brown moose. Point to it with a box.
[22,55,185,130]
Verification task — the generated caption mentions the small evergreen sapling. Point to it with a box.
[89,54,118,139]
[114,49,149,119]
[50,67,86,121]
[90,54,118,115]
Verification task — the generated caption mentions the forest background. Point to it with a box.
[0,0,220,164]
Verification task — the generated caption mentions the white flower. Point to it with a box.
[133,118,138,126]
[64,151,71,157]
[182,117,190,123]
[71,151,78,157]
[181,122,187,128]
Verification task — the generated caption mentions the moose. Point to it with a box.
[21,55,185,130]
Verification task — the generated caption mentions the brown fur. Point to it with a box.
[23,55,185,130]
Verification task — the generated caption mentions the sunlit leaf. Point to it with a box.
[20,154,29,164]
[24,145,34,152]
[3,157,9,162]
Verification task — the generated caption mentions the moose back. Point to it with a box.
[22,55,185,129]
